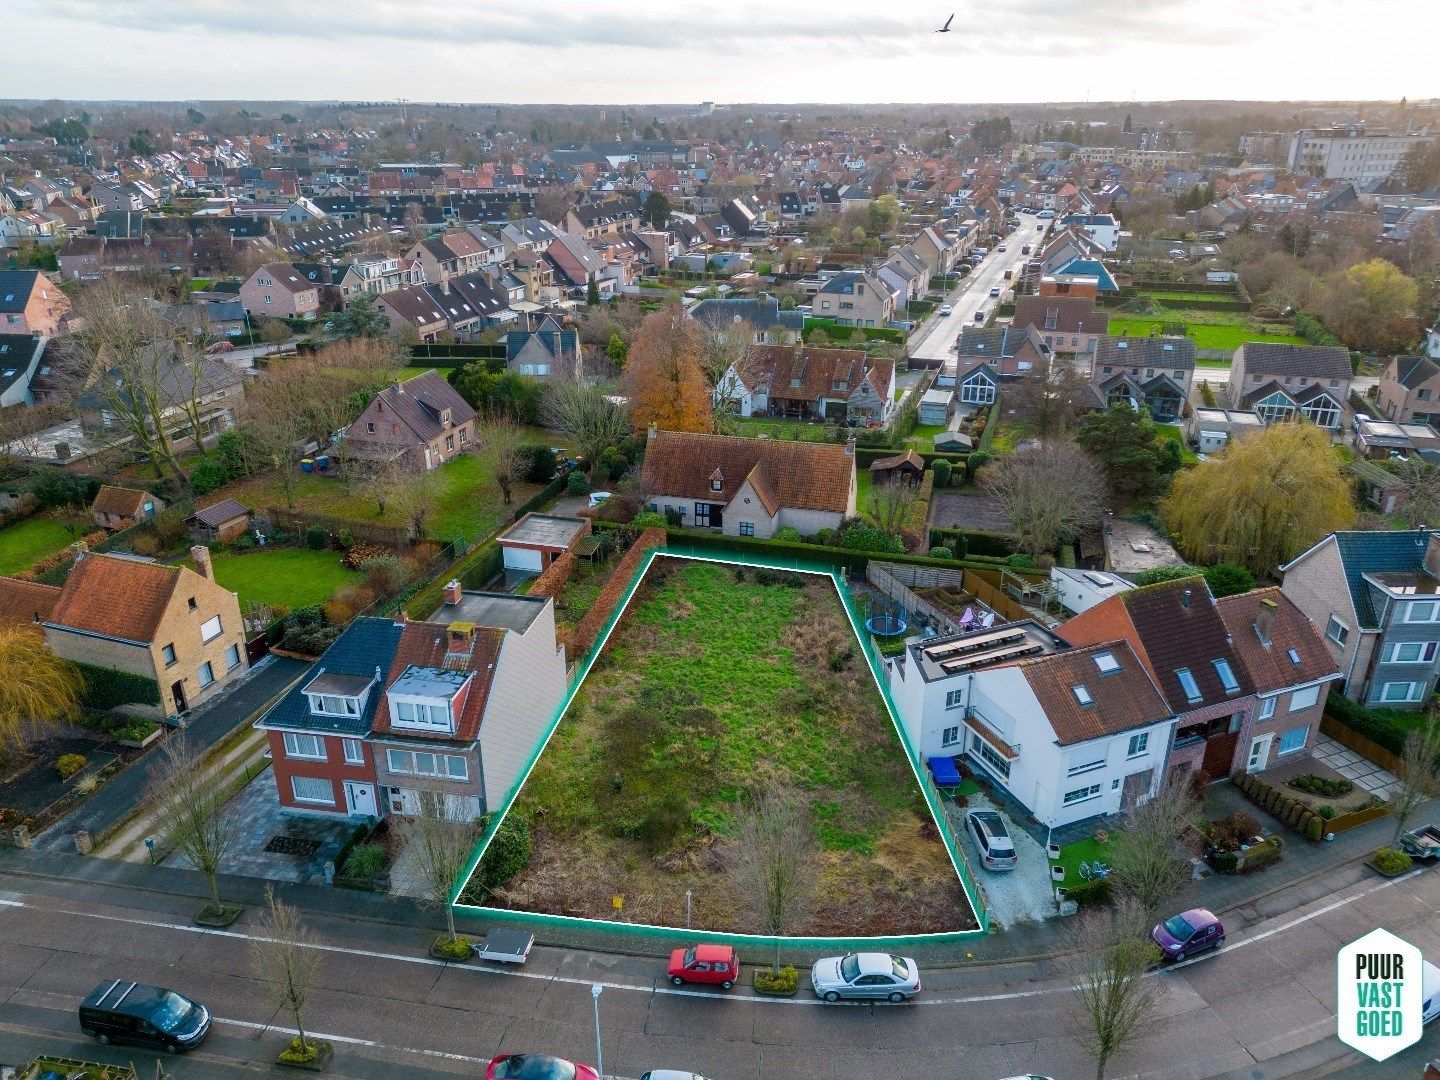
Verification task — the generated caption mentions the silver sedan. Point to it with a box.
[810,952,921,1003]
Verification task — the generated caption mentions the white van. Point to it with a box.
[1424,960,1440,1025]
[1037,209,1056,219]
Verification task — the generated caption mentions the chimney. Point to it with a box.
[1181,588,1191,610]
[845,436,856,457]
[444,578,463,606]
[1256,598,1276,647]
[191,544,214,581]
[1425,533,1440,580]
[447,621,476,655]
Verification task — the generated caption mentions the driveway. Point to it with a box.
[946,793,1057,930]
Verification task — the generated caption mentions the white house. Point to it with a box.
[887,623,1176,828]
[1050,567,1135,617]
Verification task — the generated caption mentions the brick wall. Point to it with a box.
[569,528,667,661]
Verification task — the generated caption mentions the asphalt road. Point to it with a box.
[909,221,1045,365]
[2,861,1439,1078]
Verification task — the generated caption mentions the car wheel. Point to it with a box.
[82,1028,95,1038]
[823,990,840,1003]
[888,991,905,1003]
[670,975,684,986]
[97,1035,111,1045]
[721,979,734,990]
[1213,937,1224,951]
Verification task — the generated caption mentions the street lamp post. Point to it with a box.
[590,983,604,1079]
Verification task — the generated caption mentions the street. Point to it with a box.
[908,221,1043,365]
[2,859,1438,1078]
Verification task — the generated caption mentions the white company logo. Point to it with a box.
[1336,927,1423,1062]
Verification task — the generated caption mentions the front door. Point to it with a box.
[1247,733,1273,773]
[345,781,378,818]
[171,680,187,714]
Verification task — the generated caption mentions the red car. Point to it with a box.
[486,1054,599,1080]
[667,943,739,989]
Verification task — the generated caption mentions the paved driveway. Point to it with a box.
[946,794,1057,930]
[1311,735,1400,799]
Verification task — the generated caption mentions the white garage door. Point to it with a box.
[503,546,544,572]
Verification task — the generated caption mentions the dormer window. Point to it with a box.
[393,699,451,729]
[309,693,360,717]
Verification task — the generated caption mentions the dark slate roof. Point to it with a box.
[75,351,243,413]
[689,296,804,334]
[257,616,401,736]
[0,270,41,314]
[371,370,475,442]
[0,335,43,396]
[1394,355,1440,391]
[1238,342,1351,380]
[191,498,250,528]
[1331,530,1434,629]
[1093,336,1196,370]
[955,325,1048,360]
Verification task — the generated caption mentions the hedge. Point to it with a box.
[1229,769,1387,842]
[76,662,162,709]
[928,527,1016,558]
[802,318,905,344]
[1293,312,1343,349]
[977,397,1002,451]
[409,342,507,361]
[1323,692,1418,758]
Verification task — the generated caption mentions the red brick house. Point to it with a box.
[342,370,476,474]
[90,485,164,531]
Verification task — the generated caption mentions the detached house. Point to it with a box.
[713,345,896,424]
[813,270,895,328]
[238,262,320,320]
[953,326,1052,412]
[1227,343,1351,431]
[506,316,579,380]
[343,370,475,474]
[640,428,856,538]
[257,588,566,821]
[0,270,71,336]
[43,547,247,718]
[1090,337,1197,423]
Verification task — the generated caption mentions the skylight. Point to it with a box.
[1072,684,1094,706]
[1094,651,1120,674]
[1176,667,1203,704]
[1287,648,1302,666]
[1214,659,1241,694]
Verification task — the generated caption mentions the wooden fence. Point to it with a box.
[264,506,412,548]
[1320,714,1404,774]
[866,561,1037,630]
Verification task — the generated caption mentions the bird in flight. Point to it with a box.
[936,13,954,32]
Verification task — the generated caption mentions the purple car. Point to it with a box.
[1151,908,1224,961]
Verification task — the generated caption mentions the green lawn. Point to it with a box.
[489,559,976,935]
[1136,289,1243,305]
[905,422,950,451]
[1051,835,1112,887]
[1108,316,1306,352]
[0,515,76,575]
[1154,422,1200,465]
[206,547,362,610]
[728,415,834,442]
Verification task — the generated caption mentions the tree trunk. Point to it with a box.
[772,939,780,975]
[293,1003,308,1054]
[206,869,221,914]
[445,902,458,943]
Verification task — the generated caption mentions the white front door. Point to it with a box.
[1247,733,1273,773]
[344,781,377,817]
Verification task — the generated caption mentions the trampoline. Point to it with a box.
[865,594,908,638]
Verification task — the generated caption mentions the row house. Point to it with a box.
[1375,354,1440,427]
[713,344,896,424]
[407,230,489,284]
[1226,343,1352,431]
[257,588,566,822]
[336,254,425,300]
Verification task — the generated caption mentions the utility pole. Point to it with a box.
[590,983,605,1078]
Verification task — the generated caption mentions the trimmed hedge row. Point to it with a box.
[802,318,905,344]
[1323,692,1417,758]
[928,527,1016,558]
[567,527,668,660]
[977,397,1002,451]
[1209,833,1285,874]
[76,662,162,709]
[1231,770,1328,842]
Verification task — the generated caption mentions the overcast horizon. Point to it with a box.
[7,0,1436,107]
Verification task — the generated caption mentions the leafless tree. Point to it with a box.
[867,476,921,537]
[541,381,632,471]
[1014,353,1097,439]
[1106,777,1203,916]
[145,737,237,920]
[1390,711,1440,846]
[699,322,759,404]
[473,411,528,506]
[394,788,483,947]
[1392,456,1440,530]
[731,788,813,973]
[979,441,1107,558]
[1065,896,1166,1080]
[250,888,323,1060]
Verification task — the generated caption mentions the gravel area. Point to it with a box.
[947,793,1059,931]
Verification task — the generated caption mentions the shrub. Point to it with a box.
[1373,847,1413,876]
[774,526,803,542]
[277,1036,331,1066]
[663,506,683,528]
[567,470,591,496]
[56,753,87,780]
[1287,774,1353,798]
[76,663,161,709]
[359,555,410,597]
[188,456,229,495]
[932,459,952,487]
[929,546,954,560]
[523,445,559,483]
[304,525,328,550]
[323,584,375,627]
[148,506,190,552]
[280,622,340,655]
[1324,692,1419,757]
[342,541,390,569]
[631,511,668,529]
[755,965,799,994]
[836,520,904,554]
[431,935,472,960]
[1064,877,1113,908]
[344,843,388,878]
[476,814,531,894]
[1317,804,1336,820]
[231,532,255,551]
[1305,816,1325,841]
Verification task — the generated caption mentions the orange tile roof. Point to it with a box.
[369,620,504,743]
[1013,641,1171,745]
[1216,588,1341,694]
[47,553,182,643]
[0,576,62,627]
[90,485,150,518]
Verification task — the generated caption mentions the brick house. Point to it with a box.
[1227,343,1351,430]
[43,547,247,718]
[90,485,163,531]
[1375,355,1440,426]
[238,262,320,320]
[952,326,1052,412]
[1012,294,1108,356]
[407,231,488,284]
[639,428,856,538]
[813,270,896,328]
[256,589,566,821]
[1090,337,1197,423]
[0,270,71,336]
[342,370,476,473]
[713,344,896,424]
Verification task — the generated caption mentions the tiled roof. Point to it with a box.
[0,270,42,314]
[1012,296,1108,337]
[46,553,183,643]
[1394,355,1440,391]
[90,485,150,518]
[1093,336,1197,369]
[733,345,889,405]
[1331,530,1434,629]
[1013,640,1170,745]
[1216,589,1340,694]
[870,450,923,472]
[366,370,475,445]
[639,430,853,514]
[0,576,62,627]
[255,263,314,296]
[1237,342,1351,380]
[955,326,1048,360]
[257,616,401,736]
[370,621,504,743]
[192,498,250,528]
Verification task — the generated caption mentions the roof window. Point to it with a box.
[1176,667,1203,704]
[1072,684,1094,706]
[1094,651,1120,674]
[1213,659,1240,694]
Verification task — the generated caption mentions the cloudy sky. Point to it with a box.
[6,0,1429,104]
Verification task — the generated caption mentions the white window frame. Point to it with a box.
[1288,684,1320,712]
[283,731,326,760]
[1325,616,1349,646]
[342,738,364,765]
[944,689,965,711]
[1406,601,1440,623]
[1384,641,1439,664]
[197,661,215,688]
[308,694,359,717]
[1127,732,1149,758]
[1278,726,1309,755]
[200,615,223,643]
[1063,783,1102,806]
[1379,681,1425,703]
[941,725,960,747]
[291,776,335,805]
[971,736,1012,779]
[1067,756,1107,777]
[1259,696,1276,720]
[392,697,453,731]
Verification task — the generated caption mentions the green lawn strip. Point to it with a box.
[1108,316,1304,350]
[1153,422,1200,465]
[204,548,362,610]
[0,515,76,575]
[1050,835,1111,885]
[905,422,950,451]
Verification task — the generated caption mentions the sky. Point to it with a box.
[5,0,1435,105]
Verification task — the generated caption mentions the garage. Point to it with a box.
[496,512,590,580]
[503,546,545,572]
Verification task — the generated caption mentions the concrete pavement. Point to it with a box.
[909,222,1042,365]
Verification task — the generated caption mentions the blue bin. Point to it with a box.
[300,459,314,473]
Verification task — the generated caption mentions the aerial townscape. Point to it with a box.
[3,5,1440,1079]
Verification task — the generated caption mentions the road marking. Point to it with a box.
[0,865,1428,1012]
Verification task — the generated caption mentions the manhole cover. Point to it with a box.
[264,835,321,857]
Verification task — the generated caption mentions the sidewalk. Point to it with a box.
[33,655,309,853]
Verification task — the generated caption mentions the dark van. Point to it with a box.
[80,980,211,1054]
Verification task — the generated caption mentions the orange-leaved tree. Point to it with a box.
[623,304,714,434]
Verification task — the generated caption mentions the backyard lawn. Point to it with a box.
[1108,315,1306,353]
[481,557,977,936]
[905,422,951,451]
[1051,835,1111,888]
[728,415,835,442]
[0,515,76,575]
[203,548,362,611]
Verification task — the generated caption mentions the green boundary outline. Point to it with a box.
[450,544,989,948]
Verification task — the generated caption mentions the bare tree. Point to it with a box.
[1065,896,1166,1080]
[250,888,325,1063]
[541,381,632,471]
[145,737,237,921]
[1392,456,1440,529]
[381,466,439,540]
[731,789,813,973]
[473,411,528,506]
[699,322,759,407]
[1390,711,1440,846]
[1014,353,1097,439]
[394,788,482,951]
[1106,777,1202,916]
[979,441,1107,558]
[867,476,921,536]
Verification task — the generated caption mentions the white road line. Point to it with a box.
[0,866,1428,1010]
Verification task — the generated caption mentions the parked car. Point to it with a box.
[667,943,739,989]
[588,491,612,509]
[1151,908,1225,961]
[1003,270,1013,281]
[641,1072,712,1080]
[80,980,211,1054]
[486,1054,599,1080]
[974,310,985,322]
[938,304,953,316]
[811,952,921,1002]
[997,245,1007,252]
[989,287,1001,298]
[966,809,1018,871]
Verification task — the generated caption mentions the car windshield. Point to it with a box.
[492,1057,577,1080]
[839,954,861,982]
[890,956,910,980]
[682,947,696,966]
[150,992,195,1032]
[1163,915,1199,942]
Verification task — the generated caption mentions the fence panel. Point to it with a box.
[1320,714,1404,774]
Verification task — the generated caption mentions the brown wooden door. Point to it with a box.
[1202,732,1240,779]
